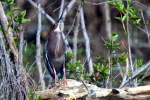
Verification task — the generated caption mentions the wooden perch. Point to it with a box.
[35,79,150,100]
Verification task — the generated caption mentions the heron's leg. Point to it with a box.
[52,65,58,85]
[48,66,58,88]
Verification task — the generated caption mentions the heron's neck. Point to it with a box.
[54,26,61,32]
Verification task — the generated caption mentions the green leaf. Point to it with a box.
[135,19,141,24]
[122,14,127,22]
[6,11,13,17]
[112,33,119,41]
[115,17,122,22]
[6,0,14,5]
[118,53,128,64]
[21,18,31,24]
[65,50,73,60]
[35,96,42,100]
[134,58,143,68]
[20,11,27,17]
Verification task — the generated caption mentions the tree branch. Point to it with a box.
[80,6,93,74]
[36,1,45,90]
[61,0,76,21]
[27,0,56,24]
[59,0,64,18]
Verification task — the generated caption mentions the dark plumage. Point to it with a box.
[45,24,66,84]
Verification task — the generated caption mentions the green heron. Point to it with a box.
[45,22,67,86]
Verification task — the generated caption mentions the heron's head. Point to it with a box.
[54,21,64,32]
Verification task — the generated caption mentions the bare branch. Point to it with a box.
[27,0,56,24]
[36,1,45,90]
[103,2,111,39]
[59,0,64,18]
[140,10,150,42]
[84,1,112,5]
[80,6,93,74]
[120,61,150,88]
[61,0,76,21]
[58,0,77,51]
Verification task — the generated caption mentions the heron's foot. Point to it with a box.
[48,81,60,89]
[58,79,68,88]
[63,79,68,87]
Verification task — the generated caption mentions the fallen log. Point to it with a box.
[35,79,150,100]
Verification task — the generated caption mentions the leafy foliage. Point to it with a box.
[134,58,144,68]
[104,32,120,51]
[94,63,109,80]
[110,0,141,25]
[2,0,14,5]
[28,90,42,100]
[2,0,30,32]
[65,50,73,61]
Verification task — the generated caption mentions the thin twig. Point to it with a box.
[73,7,80,62]
[66,13,77,39]
[140,10,150,43]
[84,1,112,6]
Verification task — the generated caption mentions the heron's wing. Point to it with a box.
[44,41,55,79]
